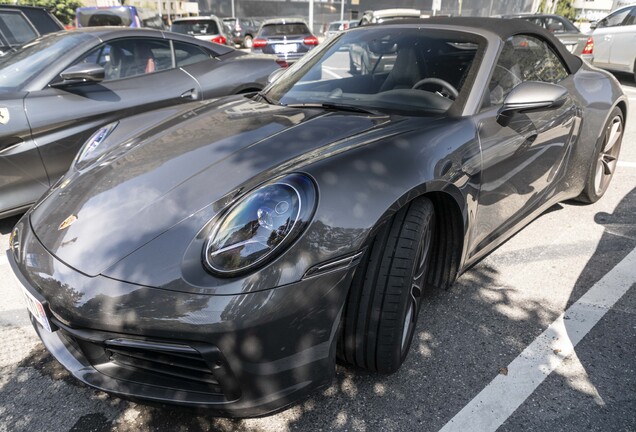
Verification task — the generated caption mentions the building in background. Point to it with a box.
[572,0,613,21]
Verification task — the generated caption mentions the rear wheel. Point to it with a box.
[576,107,624,203]
[243,35,253,49]
[337,197,435,373]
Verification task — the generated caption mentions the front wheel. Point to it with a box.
[337,197,435,373]
[576,106,624,203]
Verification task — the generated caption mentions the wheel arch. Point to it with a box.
[363,182,467,291]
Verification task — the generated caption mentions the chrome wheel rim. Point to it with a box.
[594,115,622,196]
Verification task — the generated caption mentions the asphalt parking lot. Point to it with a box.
[1,76,634,432]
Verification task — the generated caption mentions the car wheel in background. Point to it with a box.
[577,106,624,203]
[337,197,435,373]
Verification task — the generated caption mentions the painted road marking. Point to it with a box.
[440,247,636,432]
[618,161,636,169]
[0,254,7,266]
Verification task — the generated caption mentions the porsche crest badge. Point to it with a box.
[58,215,78,230]
[0,107,8,125]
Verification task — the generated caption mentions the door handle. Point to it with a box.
[0,138,23,154]
[180,88,199,100]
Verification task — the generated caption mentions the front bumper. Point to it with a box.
[8,217,357,417]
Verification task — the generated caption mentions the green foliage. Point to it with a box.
[555,1,576,21]
[0,0,82,25]
[538,0,548,13]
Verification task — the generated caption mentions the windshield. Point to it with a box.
[0,11,38,45]
[171,20,220,35]
[0,32,93,91]
[262,27,483,116]
[78,7,133,27]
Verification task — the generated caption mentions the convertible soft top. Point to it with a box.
[385,17,583,74]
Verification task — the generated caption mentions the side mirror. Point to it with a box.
[59,63,105,83]
[590,21,598,30]
[267,67,286,84]
[497,81,567,126]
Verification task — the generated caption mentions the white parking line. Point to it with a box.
[0,254,7,267]
[618,161,636,168]
[440,247,636,432]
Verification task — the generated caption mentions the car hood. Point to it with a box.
[29,96,416,277]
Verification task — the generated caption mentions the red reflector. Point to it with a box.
[253,38,267,48]
[582,37,594,55]
[303,36,319,46]
[211,35,227,45]
[276,59,289,68]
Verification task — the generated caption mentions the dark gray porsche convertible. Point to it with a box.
[8,18,626,416]
[0,27,283,218]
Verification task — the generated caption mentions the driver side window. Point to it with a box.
[484,35,568,108]
[75,39,173,82]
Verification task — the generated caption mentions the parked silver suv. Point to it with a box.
[591,4,636,81]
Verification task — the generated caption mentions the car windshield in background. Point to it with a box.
[260,23,310,36]
[172,20,220,35]
[0,32,93,90]
[264,27,482,116]
[0,11,38,45]
[77,8,133,27]
[522,16,578,33]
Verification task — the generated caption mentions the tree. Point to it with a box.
[2,0,83,25]
[555,1,576,21]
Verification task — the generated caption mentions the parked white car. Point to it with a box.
[591,4,636,81]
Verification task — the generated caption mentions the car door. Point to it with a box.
[23,37,202,184]
[0,92,50,216]
[607,6,636,71]
[593,7,632,67]
[469,35,580,256]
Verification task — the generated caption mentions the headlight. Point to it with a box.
[73,122,119,169]
[203,173,317,276]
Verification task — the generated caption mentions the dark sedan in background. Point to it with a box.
[0,27,283,218]
[0,5,64,55]
[8,18,626,416]
[252,18,319,64]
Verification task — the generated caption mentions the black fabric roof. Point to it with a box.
[383,17,583,73]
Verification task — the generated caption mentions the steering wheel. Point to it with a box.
[412,78,459,99]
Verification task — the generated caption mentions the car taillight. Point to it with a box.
[582,37,594,55]
[253,38,267,48]
[276,59,289,68]
[211,35,227,45]
[303,36,319,46]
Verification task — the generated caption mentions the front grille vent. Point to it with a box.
[102,338,222,393]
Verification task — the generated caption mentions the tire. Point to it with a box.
[243,35,253,49]
[576,106,624,204]
[337,197,435,373]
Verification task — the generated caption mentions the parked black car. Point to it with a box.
[9,18,626,417]
[223,16,261,48]
[252,18,318,64]
[0,28,282,218]
[0,5,64,55]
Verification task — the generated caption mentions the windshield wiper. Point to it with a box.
[284,102,379,115]
[256,91,277,105]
